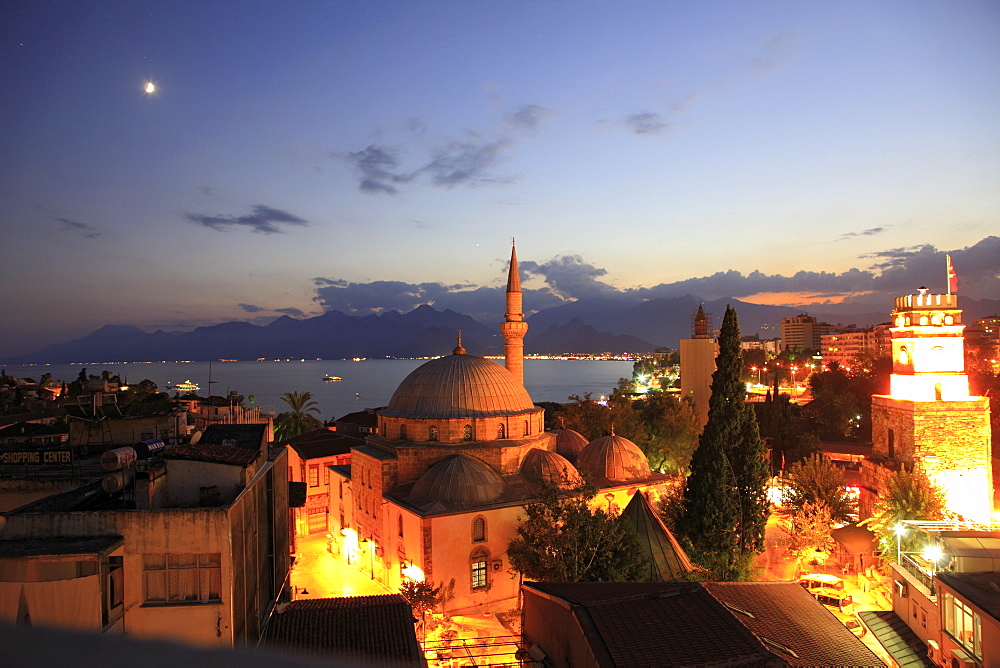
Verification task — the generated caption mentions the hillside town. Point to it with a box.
[1,246,998,666]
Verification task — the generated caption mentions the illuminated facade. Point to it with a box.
[864,288,993,522]
[326,245,672,615]
[679,304,717,429]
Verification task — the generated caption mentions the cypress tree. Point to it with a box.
[678,305,770,579]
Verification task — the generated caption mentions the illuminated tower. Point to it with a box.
[500,241,528,387]
[680,304,718,429]
[864,287,993,522]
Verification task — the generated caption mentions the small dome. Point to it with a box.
[550,428,588,461]
[577,433,651,483]
[382,353,536,419]
[520,448,583,488]
[409,455,506,505]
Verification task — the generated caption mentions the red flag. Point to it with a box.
[947,254,958,294]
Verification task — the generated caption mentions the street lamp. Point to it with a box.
[923,545,943,578]
[894,523,907,563]
[360,538,375,580]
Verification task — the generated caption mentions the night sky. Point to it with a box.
[2,1,998,356]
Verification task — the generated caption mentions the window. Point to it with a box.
[400,424,407,440]
[463,424,473,440]
[523,420,529,436]
[944,592,982,659]
[887,429,895,459]
[428,426,438,442]
[398,514,404,538]
[471,560,488,590]
[472,516,486,542]
[497,424,505,439]
[308,464,320,487]
[323,465,330,486]
[143,553,221,604]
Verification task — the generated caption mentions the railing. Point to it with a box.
[900,554,936,595]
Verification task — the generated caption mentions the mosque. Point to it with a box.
[327,244,674,614]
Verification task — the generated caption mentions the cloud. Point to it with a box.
[185,205,308,234]
[275,307,305,317]
[424,136,516,187]
[839,226,887,241]
[626,112,669,135]
[56,218,101,238]
[342,104,551,195]
[505,105,555,132]
[305,237,1000,327]
[344,145,414,195]
[751,30,800,72]
[239,303,266,313]
[520,255,620,300]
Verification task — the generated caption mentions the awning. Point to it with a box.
[858,610,931,667]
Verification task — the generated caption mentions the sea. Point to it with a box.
[5,358,634,420]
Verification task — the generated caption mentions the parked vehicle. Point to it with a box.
[798,573,845,590]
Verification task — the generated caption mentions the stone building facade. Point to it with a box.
[862,289,992,522]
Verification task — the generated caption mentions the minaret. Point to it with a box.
[680,303,718,430]
[500,241,528,387]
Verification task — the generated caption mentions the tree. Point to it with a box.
[557,393,611,440]
[635,392,699,474]
[507,482,648,582]
[867,467,946,557]
[399,579,442,638]
[677,305,770,580]
[273,391,324,441]
[784,501,836,574]
[783,453,855,522]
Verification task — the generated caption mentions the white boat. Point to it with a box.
[167,380,200,392]
[322,375,342,382]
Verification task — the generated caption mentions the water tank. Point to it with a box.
[133,439,166,459]
[100,447,137,471]
[102,469,135,493]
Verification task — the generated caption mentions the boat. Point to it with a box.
[322,375,342,382]
[167,380,200,392]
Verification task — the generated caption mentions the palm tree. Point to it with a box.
[273,391,324,441]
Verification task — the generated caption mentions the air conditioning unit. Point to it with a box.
[951,647,977,666]
[492,559,503,571]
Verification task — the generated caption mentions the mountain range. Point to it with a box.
[6,294,998,363]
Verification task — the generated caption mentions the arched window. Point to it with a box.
[470,547,490,591]
[428,426,438,442]
[472,516,486,542]
[497,424,505,439]
[463,424,473,440]
[523,420,529,437]
[399,424,407,440]
[397,513,404,538]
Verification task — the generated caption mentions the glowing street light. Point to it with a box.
[401,562,425,582]
[924,545,944,577]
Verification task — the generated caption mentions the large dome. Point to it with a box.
[577,433,651,483]
[381,352,537,419]
[550,428,588,461]
[409,454,507,505]
[520,448,583,488]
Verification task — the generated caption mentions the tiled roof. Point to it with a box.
[525,582,771,667]
[283,429,363,460]
[706,582,883,666]
[525,581,882,667]
[198,423,267,450]
[334,409,379,426]
[262,595,422,666]
[165,443,258,465]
